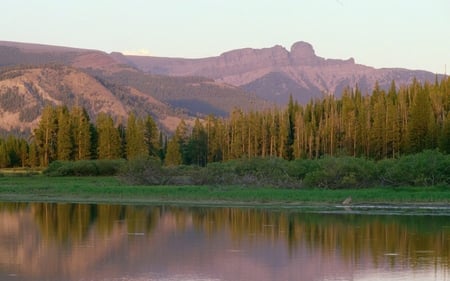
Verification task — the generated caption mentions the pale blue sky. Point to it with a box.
[1,0,449,73]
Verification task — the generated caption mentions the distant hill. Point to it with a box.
[0,41,267,135]
[124,41,440,103]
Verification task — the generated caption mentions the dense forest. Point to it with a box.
[0,77,449,168]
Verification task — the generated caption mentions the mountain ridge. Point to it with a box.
[124,41,440,103]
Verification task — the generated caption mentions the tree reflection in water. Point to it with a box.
[0,202,448,280]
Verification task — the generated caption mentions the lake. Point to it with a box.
[0,202,449,281]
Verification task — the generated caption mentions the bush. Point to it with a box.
[44,151,450,189]
[119,157,166,185]
[303,156,376,189]
[118,157,300,188]
[198,157,300,188]
[287,159,321,180]
[378,150,450,186]
[44,159,126,176]
[95,159,126,176]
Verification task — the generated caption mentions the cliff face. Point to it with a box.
[125,41,437,103]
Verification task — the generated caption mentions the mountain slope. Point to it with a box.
[0,41,270,135]
[125,41,440,103]
[0,66,112,132]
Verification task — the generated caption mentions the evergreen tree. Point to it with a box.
[229,109,245,159]
[18,139,28,167]
[164,136,182,166]
[71,106,91,160]
[125,112,147,160]
[56,106,73,160]
[34,105,57,166]
[408,83,433,153]
[206,115,224,162]
[28,141,39,167]
[175,119,190,164]
[117,122,127,158]
[188,118,208,166]
[341,88,357,156]
[0,140,9,168]
[5,136,21,167]
[284,95,296,159]
[144,116,160,158]
[370,90,387,158]
[96,112,122,159]
[293,109,306,158]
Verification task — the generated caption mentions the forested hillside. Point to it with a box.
[0,77,449,168]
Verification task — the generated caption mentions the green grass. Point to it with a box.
[0,175,449,205]
[0,167,44,175]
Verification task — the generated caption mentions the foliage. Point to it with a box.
[44,159,126,176]
[378,150,450,186]
[119,157,166,185]
[303,156,377,189]
[118,151,450,189]
[2,77,450,173]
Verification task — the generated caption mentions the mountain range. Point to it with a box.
[121,41,439,103]
[0,40,440,135]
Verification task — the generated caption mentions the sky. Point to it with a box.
[1,0,449,74]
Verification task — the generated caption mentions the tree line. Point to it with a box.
[0,106,162,168]
[0,77,449,168]
[166,76,450,164]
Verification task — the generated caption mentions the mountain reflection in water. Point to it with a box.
[0,202,448,281]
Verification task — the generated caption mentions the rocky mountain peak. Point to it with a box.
[289,41,320,65]
[290,41,316,58]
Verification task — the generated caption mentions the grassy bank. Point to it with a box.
[0,175,449,205]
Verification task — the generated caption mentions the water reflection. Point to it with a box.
[0,202,449,281]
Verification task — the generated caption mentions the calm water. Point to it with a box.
[0,203,449,281]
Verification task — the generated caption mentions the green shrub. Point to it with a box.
[95,159,126,176]
[303,156,376,189]
[287,159,321,180]
[44,159,126,176]
[71,160,99,176]
[44,161,70,176]
[119,157,166,185]
[378,150,450,186]
[202,157,300,188]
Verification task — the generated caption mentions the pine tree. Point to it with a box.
[28,141,39,167]
[164,136,182,166]
[144,116,160,158]
[370,91,387,158]
[34,105,57,166]
[341,88,357,156]
[56,106,73,160]
[284,95,296,159]
[229,109,245,159]
[173,119,190,164]
[5,136,21,167]
[408,82,433,153]
[96,112,122,159]
[206,115,224,163]
[125,112,147,160]
[18,139,28,167]
[71,106,91,160]
[0,140,9,168]
[188,118,208,166]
